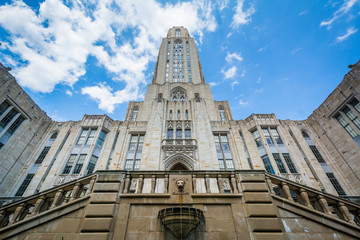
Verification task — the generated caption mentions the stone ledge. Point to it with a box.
[79,233,109,240]
[253,232,284,240]
[243,192,272,203]
[90,193,118,203]
[242,183,268,192]
[93,182,121,192]
[120,194,171,198]
[192,193,242,198]
[81,218,112,232]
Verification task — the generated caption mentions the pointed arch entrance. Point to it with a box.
[164,153,194,171]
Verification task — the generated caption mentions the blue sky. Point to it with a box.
[0,0,359,121]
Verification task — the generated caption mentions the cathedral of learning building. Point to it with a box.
[0,26,360,239]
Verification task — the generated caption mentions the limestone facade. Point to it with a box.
[0,27,359,199]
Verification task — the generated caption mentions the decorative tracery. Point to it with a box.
[170,87,187,102]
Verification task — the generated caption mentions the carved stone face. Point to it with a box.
[176,180,185,192]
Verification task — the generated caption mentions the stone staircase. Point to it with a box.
[0,171,359,239]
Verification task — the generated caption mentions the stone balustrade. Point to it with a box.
[265,173,360,226]
[0,174,96,229]
[161,139,197,151]
[121,171,242,195]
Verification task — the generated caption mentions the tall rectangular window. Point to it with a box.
[309,145,325,163]
[76,129,88,145]
[350,99,360,113]
[167,129,173,139]
[326,173,346,196]
[185,129,191,139]
[336,114,358,138]
[343,107,360,129]
[273,153,287,173]
[0,101,10,116]
[86,155,98,175]
[214,134,234,170]
[96,130,107,148]
[125,134,144,170]
[7,115,24,134]
[35,146,51,164]
[261,155,275,174]
[73,154,86,174]
[86,129,97,145]
[270,128,283,144]
[251,130,263,147]
[0,108,17,130]
[176,129,182,139]
[15,174,34,196]
[262,128,273,144]
[282,153,298,173]
[62,154,77,174]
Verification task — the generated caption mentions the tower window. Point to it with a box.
[326,173,346,196]
[270,128,283,144]
[273,153,287,173]
[62,154,77,174]
[177,110,181,119]
[125,134,144,170]
[73,154,86,174]
[169,110,173,118]
[15,174,34,196]
[282,153,298,173]
[219,105,226,121]
[261,155,275,174]
[175,29,181,37]
[86,155,98,175]
[176,129,182,139]
[0,100,26,150]
[185,129,191,139]
[262,128,273,144]
[214,134,234,170]
[185,110,189,119]
[251,130,263,147]
[167,129,173,139]
[131,106,139,121]
[35,146,51,164]
[336,114,358,138]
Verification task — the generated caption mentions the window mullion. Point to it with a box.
[133,134,140,170]
[218,134,227,170]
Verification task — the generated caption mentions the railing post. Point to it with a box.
[164,175,169,194]
[88,176,97,193]
[31,195,46,216]
[231,174,238,193]
[69,183,81,202]
[9,203,25,225]
[317,195,333,216]
[151,175,156,194]
[205,175,211,193]
[217,175,224,193]
[299,188,313,209]
[338,202,356,224]
[123,175,130,193]
[0,210,8,227]
[137,175,144,193]
[192,175,197,193]
[265,176,275,194]
[50,189,64,209]
[281,182,294,202]
[236,174,243,193]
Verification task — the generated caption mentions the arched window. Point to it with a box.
[301,131,310,139]
[219,105,226,121]
[175,29,181,37]
[50,131,58,140]
[170,87,187,102]
[131,106,139,121]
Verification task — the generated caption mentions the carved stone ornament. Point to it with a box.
[223,179,231,190]
[172,177,190,195]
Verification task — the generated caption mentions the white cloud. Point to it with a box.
[258,47,264,52]
[336,27,358,41]
[231,80,239,89]
[65,90,73,96]
[238,99,248,107]
[320,0,359,29]
[222,66,237,79]
[225,51,243,63]
[240,70,245,77]
[209,81,220,87]
[256,76,261,83]
[226,32,233,38]
[255,88,264,93]
[0,0,217,112]
[290,48,302,55]
[230,0,255,29]
[81,83,142,113]
[298,10,308,16]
